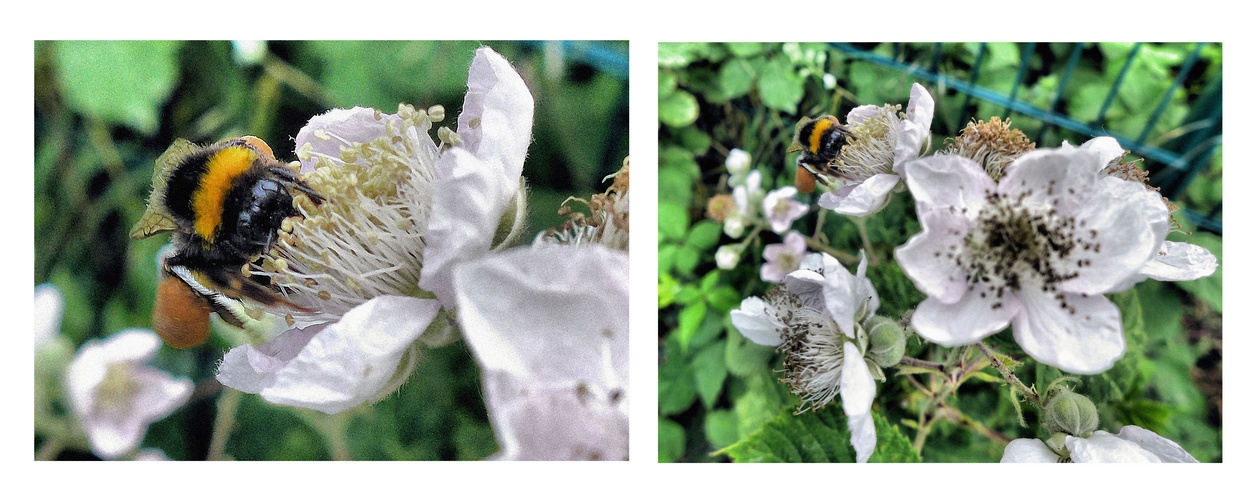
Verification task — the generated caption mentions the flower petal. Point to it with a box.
[456,47,535,181]
[1059,177,1168,295]
[912,288,1019,346]
[1065,430,1159,463]
[731,297,784,347]
[35,283,64,349]
[454,245,628,460]
[1000,438,1060,463]
[454,244,628,384]
[903,155,995,217]
[217,295,439,414]
[818,173,901,217]
[420,48,535,307]
[894,207,971,303]
[294,106,391,173]
[1115,425,1199,463]
[840,341,876,463]
[1136,240,1218,283]
[1011,290,1124,375]
[892,83,934,174]
[998,143,1110,217]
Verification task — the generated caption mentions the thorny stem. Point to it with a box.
[899,356,947,373]
[976,340,1042,407]
[938,405,1013,445]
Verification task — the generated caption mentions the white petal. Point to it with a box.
[1011,290,1124,375]
[454,245,628,461]
[730,297,784,347]
[894,207,971,303]
[912,289,1019,347]
[420,149,520,306]
[1066,430,1159,463]
[481,371,627,460]
[217,296,439,414]
[456,47,535,181]
[419,47,534,307]
[1115,425,1199,463]
[1000,438,1060,463]
[1059,177,1168,295]
[903,155,995,216]
[454,244,628,384]
[998,143,1111,217]
[892,83,934,174]
[818,173,901,217]
[846,104,881,125]
[1136,240,1218,283]
[1073,136,1126,174]
[840,341,876,463]
[294,106,390,172]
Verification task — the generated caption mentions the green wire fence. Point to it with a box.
[830,42,1221,234]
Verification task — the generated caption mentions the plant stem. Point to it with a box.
[899,356,947,373]
[35,437,65,461]
[976,341,1041,407]
[207,388,242,461]
[803,234,859,266]
[854,217,879,266]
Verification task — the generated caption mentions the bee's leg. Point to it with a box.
[166,265,251,329]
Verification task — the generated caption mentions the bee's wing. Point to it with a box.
[130,139,201,239]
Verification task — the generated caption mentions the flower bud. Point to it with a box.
[716,245,741,269]
[1042,388,1098,437]
[864,315,907,368]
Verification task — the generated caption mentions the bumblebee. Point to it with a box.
[131,136,324,348]
[787,115,854,193]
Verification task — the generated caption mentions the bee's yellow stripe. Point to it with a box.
[808,118,833,154]
[192,146,255,241]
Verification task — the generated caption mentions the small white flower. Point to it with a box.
[35,283,64,350]
[724,169,764,238]
[454,244,628,460]
[1001,425,1199,463]
[65,329,193,459]
[716,244,741,270]
[763,186,809,234]
[760,231,807,283]
[726,148,752,185]
[730,252,880,462]
[895,138,1171,374]
[217,46,534,413]
[818,82,933,217]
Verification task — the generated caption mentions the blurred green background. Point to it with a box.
[658,42,1221,462]
[34,40,627,460]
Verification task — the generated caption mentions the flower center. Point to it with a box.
[765,287,848,413]
[834,105,901,184]
[253,104,448,323]
[94,363,139,417]
[963,188,1097,310]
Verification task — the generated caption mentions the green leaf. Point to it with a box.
[54,40,183,135]
[658,418,686,463]
[678,127,712,155]
[725,326,775,378]
[718,404,920,462]
[659,340,698,416]
[724,400,920,460]
[658,272,680,308]
[685,221,722,251]
[676,302,708,350]
[673,246,701,276]
[658,201,690,242]
[707,286,742,313]
[758,57,804,114]
[726,42,766,57]
[659,89,700,128]
[659,166,695,207]
[705,410,741,450]
[692,341,729,409]
[659,71,678,98]
[658,42,711,68]
[718,59,756,99]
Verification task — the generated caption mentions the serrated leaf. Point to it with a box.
[685,221,722,251]
[676,302,708,350]
[962,370,1005,384]
[895,365,940,376]
[718,404,920,463]
[659,342,697,416]
[758,57,804,114]
[658,201,689,242]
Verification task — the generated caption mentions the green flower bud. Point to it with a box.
[1042,388,1098,437]
[864,315,906,368]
